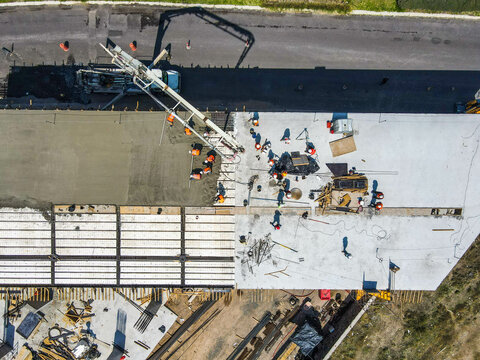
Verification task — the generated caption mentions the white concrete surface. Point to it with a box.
[233,112,480,290]
[2,294,177,360]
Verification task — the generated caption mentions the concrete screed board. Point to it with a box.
[233,112,480,290]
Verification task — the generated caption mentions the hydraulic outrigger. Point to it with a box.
[100,43,244,160]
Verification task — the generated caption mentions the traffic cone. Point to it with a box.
[59,42,69,52]
[129,41,137,51]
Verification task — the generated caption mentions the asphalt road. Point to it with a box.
[1,5,480,112]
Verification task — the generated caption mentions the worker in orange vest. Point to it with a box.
[202,165,212,174]
[190,172,201,180]
[306,144,316,155]
[190,144,202,156]
[204,154,215,164]
[373,191,384,200]
[166,113,175,127]
[184,127,192,135]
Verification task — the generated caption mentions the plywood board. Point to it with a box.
[329,135,357,157]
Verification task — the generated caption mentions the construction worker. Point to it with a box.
[190,172,202,180]
[373,191,384,200]
[255,142,261,151]
[184,127,192,135]
[202,164,212,174]
[190,144,202,156]
[216,194,225,203]
[166,113,175,127]
[375,202,383,210]
[204,154,215,164]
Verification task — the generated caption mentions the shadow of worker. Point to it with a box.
[342,236,352,259]
[107,309,127,359]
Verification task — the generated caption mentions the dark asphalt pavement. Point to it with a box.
[1,5,480,112]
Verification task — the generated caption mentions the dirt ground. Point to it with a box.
[0,110,220,207]
[156,289,347,360]
[334,236,480,360]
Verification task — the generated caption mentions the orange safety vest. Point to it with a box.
[191,173,201,180]
[167,113,175,124]
[203,167,212,174]
[184,127,192,135]
[191,149,200,156]
[375,202,383,210]
[217,194,225,203]
[206,155,215,163]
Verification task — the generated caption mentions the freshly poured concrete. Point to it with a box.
[233,113,480,290]
[0,111,220,207]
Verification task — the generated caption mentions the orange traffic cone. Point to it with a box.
[59,42,69,52]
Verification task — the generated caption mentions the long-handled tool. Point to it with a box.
[272,240,298,253]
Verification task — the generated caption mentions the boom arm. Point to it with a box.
[100,43,244,158]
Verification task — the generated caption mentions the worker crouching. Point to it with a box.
[190,172,202,180]
[204,154,215,164]
[201,165,212,175]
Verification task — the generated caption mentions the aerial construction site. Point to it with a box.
[0,4,480,360]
